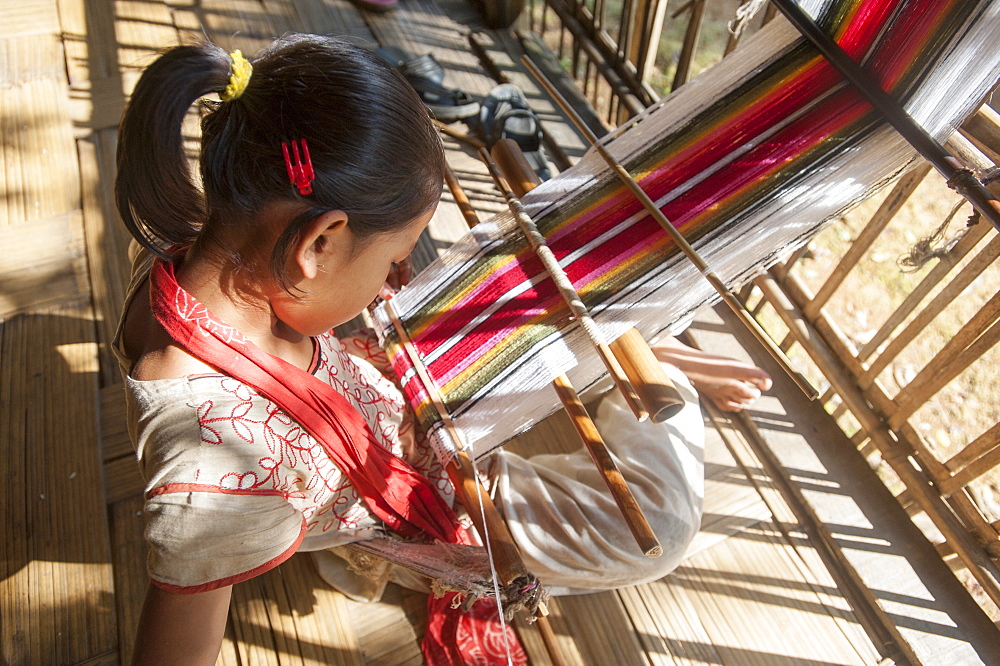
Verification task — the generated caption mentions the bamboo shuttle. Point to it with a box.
[521,54,819,401]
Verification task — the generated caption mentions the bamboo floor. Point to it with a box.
[1,0,997,664]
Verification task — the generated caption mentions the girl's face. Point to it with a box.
[277,209,434,337]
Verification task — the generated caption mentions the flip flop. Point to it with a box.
[376,46,480,122]
[479,84,552,181]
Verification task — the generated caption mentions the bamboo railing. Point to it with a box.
[523,0,1000,622]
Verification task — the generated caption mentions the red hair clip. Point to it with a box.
[282,139,315,195]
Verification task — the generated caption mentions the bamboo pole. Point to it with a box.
[521,55,819,401]
[671,0,706,90]
[945,422,1000,476]
[889,293,1000,429]
[443,162,481,230]
[478,146,650,422]
[384,295,570,666]
[433,119,485,150]
[860,233,1000,386]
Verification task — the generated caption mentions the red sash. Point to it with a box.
[149,257,525,664]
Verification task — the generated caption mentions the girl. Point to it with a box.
[115,34,734,664]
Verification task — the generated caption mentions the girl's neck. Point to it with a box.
[175,244,314,369]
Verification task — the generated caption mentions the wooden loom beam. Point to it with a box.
[520,55,820,401]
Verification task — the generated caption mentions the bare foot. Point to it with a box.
[653,336,772,412]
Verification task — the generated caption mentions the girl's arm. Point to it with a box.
[131,580,232,665]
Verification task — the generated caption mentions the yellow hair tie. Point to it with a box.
[220,50,252,101]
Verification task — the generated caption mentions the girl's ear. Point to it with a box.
[293,210,350,280]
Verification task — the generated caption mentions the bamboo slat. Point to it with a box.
[0,36,80,227]
[512,596,589,665]
[666,521,882,665]
[101,384,133,461]
[113,0,180,71]
[802,164,931,320]
[553,592,650,665]
[109,495,148,663]
[195,0,293,53]
[0,301,116,665]
[287,0,375,41]
[346,584,422,664]
[755,272,1000,613]
[889,292,1000,428]
[0,1,61,37]
[0,213,89,317]
[104,453,146,504]
[671,0,705,90]
[228,555,365,665]
[56,0,119,87]
[945,421,1000,475]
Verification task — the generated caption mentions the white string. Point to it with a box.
[461,440,515,665]
[728,0,769,39]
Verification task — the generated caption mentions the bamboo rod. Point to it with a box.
[770,0,1000,233]
[433,119,485,150]
[386,295,567,666]
[889,294,1000,428]
[490,137,685,424]
[671,0,705,90]
[939,435,1000,497]
[551,374,663,557]
[532,612,568,666]
[945,421,1000,475]
[608,327,684,422]
[802,164,930,320]
[478,146,650,421]
[521,55,819,401]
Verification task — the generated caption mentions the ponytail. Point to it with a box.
[115,45,232,256]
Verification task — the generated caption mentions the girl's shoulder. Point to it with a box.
[114,244,218,381]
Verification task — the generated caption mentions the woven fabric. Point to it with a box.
[373,0,1000,457]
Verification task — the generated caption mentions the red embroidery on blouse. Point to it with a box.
[188,334,446,534]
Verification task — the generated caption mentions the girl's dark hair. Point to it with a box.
[116,35,445,286]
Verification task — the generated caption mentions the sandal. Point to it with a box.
[376,46,480,122]
[479,84,552,181]
[347,0,398,12]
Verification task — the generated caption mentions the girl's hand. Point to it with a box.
[376,258,413,302]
